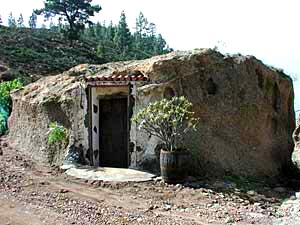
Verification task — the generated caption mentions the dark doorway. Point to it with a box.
[99,98,128,168]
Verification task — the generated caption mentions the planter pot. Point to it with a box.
[160,149,190,184]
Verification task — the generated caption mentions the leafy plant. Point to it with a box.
[132,96,199,151]
[0,79,23,135]
[0,79,23,111]
[0,105,9,135]
[48,122,69,144]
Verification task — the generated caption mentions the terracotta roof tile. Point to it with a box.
[85,71,149,82]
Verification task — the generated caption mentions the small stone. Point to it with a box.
[175,184,182,189]
[164,204,172,211]
[247,190,257,196]
[59,189,69,193]
[147,205,154,210]
[225,217,234,223]
[154,176,162,182]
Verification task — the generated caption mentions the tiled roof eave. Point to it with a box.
[85,72,149,83]
[86,80,149,87]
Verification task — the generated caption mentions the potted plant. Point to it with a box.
[132,96,199,183]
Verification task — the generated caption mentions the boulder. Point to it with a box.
[8,49,296,177]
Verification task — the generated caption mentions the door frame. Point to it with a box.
[98,95,129,168]
[91,83,131,168]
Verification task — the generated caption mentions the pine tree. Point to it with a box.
[135,12,148,37]
[35,0,101,40]
[49,19,56,31]
[114,11,132,60]
[28,12,37,29]
[133,13,161,58]
[8,12,16,28]
[17,14,25,28]
[106,21,116,41]
[154,34,167,54]
[133,12,148,58]
[0,15,3,24]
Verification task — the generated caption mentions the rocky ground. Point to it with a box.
[1,136,300,225]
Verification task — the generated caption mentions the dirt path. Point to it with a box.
[1,135,300,225]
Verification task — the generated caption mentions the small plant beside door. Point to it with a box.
[48,122,69,144]
[47,122,69,164]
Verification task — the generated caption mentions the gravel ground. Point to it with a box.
[1,135,300,225]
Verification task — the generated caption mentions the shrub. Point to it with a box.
[48,122,69,144]
[0,79,23,134]
[132,96,199,151]
[0,79,23,111]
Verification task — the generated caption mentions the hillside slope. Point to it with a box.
[0,25,104,82]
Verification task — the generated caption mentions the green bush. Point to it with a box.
[0,105,9,134]
[132,96,199,151]
[0,79,23,134]
[0,79,23,111]
[48,122,69,144]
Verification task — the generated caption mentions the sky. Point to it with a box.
[1,0,300,111]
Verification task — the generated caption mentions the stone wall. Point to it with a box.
[8,75,90,166]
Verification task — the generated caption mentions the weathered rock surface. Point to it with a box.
[8,74,88,165]
[8,49,295,177]
[292,116,300,167]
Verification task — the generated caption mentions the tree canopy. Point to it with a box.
[87,11,172,61]
[35,0,101,40]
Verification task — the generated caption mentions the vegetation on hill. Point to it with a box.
[0,11,171,78]
[0,25,103,78]
[0,0,172,135]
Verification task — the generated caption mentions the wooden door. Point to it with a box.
[99,98,128,168]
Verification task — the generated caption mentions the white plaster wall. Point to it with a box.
[130,84,166,168]
[91,87,100,166]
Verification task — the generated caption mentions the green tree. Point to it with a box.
[35,0,101,40]
[114,11,132,60]
[135,12,148,37]
[28,12,37,29]
[0,15,3,24]
[154,34,168,54]
[8,12,16,28]
[49,19,56,31]
[133,12,171,59]
[133,12,148,57]
[17,14,25,28]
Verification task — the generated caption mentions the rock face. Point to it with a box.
[8,49,295,177]
[292,116,300,167]
[8,74,89,165]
